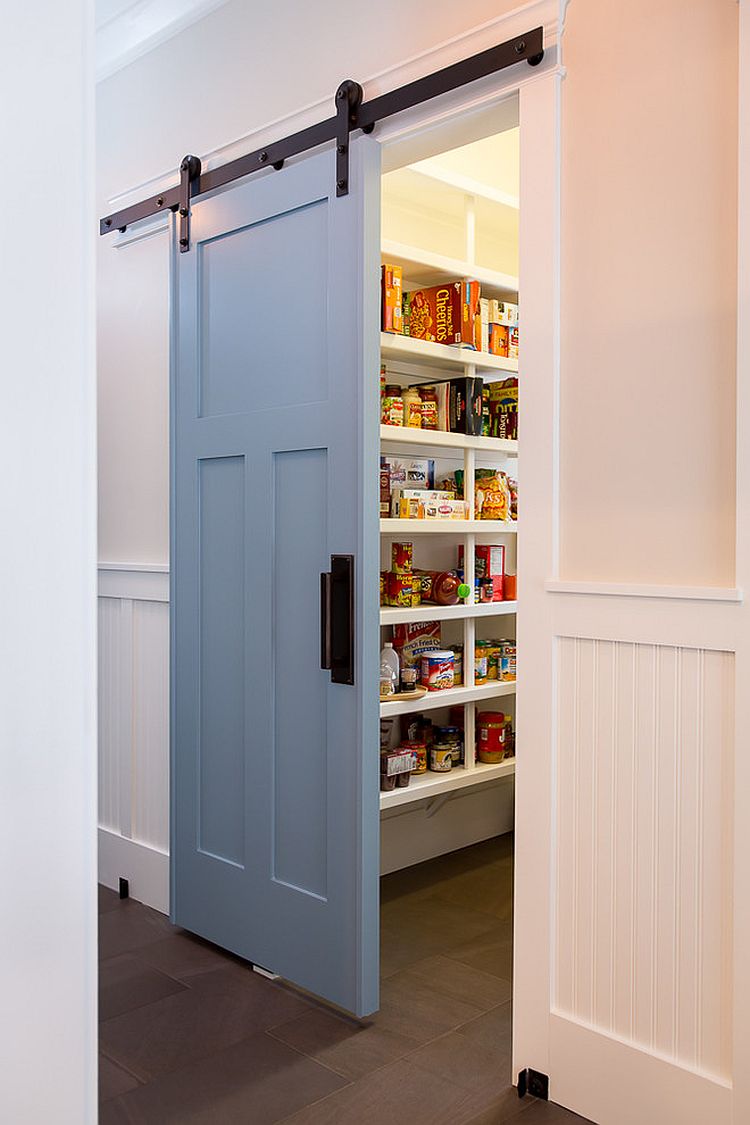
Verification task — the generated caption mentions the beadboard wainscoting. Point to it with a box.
[97,563,514,910]
[98,564,170,912]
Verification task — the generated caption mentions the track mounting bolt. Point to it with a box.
[105,218,112,227]
[337,179,346,191]
[259,151,268,163]
[515,40,526,54]
[156,197,164,207]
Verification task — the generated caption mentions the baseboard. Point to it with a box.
[380,776,514,873]
[98,827,169,915]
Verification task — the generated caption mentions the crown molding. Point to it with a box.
[97,0,232,82]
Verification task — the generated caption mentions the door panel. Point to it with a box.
[171,138,381,1017]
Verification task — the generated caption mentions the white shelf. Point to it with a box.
[405,161,520,210]
[381,332,518,375]
[380,601,517,625]
[380,424,517,457]
[380,518,517,536]
[381,239,518,299]
[380,680,516,718]
[380,757,516,811]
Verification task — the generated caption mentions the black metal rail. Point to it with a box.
[100,26,543,245]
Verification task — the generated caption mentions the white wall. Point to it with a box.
[0,4,97,1123]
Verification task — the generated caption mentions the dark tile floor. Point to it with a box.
[99,836,590,1124]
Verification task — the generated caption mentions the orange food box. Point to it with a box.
[381,263,403,334]
[404,282,479,347]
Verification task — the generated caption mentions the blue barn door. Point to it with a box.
[170,137,381,1016]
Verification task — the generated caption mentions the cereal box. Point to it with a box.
[403,281,480,347]
[488,324,509,357]
[381,264,403,334]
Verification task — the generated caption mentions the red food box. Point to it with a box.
[403,283,477,346]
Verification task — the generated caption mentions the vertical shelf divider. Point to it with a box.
[463,441,476,773]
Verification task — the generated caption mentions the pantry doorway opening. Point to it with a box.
[377,91,524,1089]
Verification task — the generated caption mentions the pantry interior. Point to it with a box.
[377,100,521,935]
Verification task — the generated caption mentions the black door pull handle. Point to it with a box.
[320,555,354,685]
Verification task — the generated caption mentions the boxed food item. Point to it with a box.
[380,469,391,517]
[391,488,456,519]
[393,621,441,667]
[458,544,505,600]
[422,498,469,520]
[487,378,518,441]
[488,300,519,326]
[381,264,403,334]
[479,297,490,352]
[509,325,519,359]
[488,323,509,357]
[449,377,483,436]
[383,456,435,493]
[403,281,479,347]
[475,469,512,521]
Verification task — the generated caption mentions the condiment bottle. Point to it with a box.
[402,387,422,428]
[384,384,404,427]
[419,385,439,430]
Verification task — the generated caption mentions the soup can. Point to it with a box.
[420,650,455,691]
[500,642,516,681]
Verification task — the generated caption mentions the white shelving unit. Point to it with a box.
[380,680,516,718]
[381,518,517,536]
[380,600,517,625]
[381,332,518,376]
[380,757,516,811]
[381,238,518,300]
[379,136,519,834]
[380,424,517,457]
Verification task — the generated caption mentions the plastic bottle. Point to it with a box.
[380,642,400,696]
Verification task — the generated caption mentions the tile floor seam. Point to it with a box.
[98,1046,146,1086]
[261,1028,359,1087]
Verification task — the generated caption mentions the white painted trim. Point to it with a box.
[98,827,169,914]
[104,0,563,211]
[545,580,744,603]
[97,0,232,82]
[98,563,169,601]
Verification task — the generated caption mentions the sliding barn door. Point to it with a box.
[514,68,734,1125]
[170,138,381,1017]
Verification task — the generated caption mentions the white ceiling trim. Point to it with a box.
[96,0,232,82]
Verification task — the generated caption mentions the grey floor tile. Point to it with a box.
[456,1001,512,1055]
[381,894,499,955]
[516,1100,590,1123]
[99,885,125,914]
[98,900,176,960]
[100,1030,349,1125]
[405,1023,511,1093]
[376,963,487,1043]
[99,1054,141,1103]
[278,1056,495,1125]
[398,955,512,1010]
[447,922,514,981]
[268,1005,420,1082]
[426,860,514,922]
[100,964,314,1081]
[99,954,188,1021]
[135,930,238,982]
[462,1088,530,1125]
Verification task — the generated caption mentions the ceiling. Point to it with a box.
[96,0,231,81]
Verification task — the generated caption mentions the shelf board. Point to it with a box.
[380,424,517,457]
[380,601,517,625]
[381,239,518,299]
[380,680,516,718]
[380,757,516,811]
[381,332,518,375]
[380,518,517,536]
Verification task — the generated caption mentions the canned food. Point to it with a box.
[401,740,427,775]
[430,744,453,772]
[449,645,463,685]
[420,650,455,692]
[391,542,413,574]
[500,642,516,681]
[474,649,488,685]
